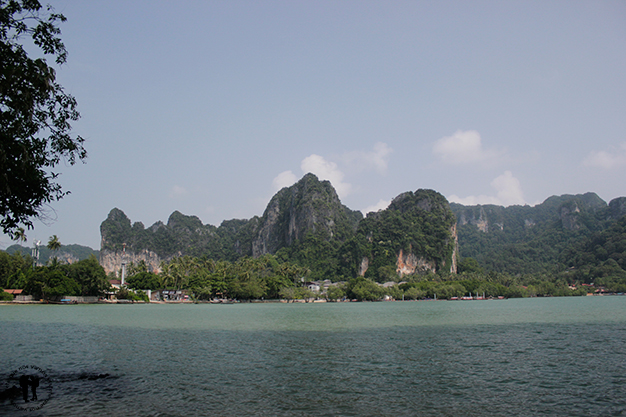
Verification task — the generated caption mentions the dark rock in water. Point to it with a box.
[0,385,20,401]
[78,372,110,381]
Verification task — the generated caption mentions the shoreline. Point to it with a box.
[1,292,623,305]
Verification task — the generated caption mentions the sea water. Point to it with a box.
[1,296,625,416]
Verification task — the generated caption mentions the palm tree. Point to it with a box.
[13,228,27,244]
[159,261,172,288]
[47,235,61,251]
[47,235,62,266]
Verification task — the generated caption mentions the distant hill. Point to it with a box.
[4,243,99,265]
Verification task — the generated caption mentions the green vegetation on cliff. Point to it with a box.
[100,175,456,283]
[562,215,626,291]
[451,193,624,275]
[96,175,625,297]
[351,189,457,281]
[100,208,258,260]
[253,173,362,257]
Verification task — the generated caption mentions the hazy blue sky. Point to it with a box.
[3,0,625,250]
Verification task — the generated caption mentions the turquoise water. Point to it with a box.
[1,297,625,416]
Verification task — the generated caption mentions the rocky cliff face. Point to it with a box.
[395,249,437,275]
[456,206,503,232]
[252,173,362,257]
[100,175,458,280]
[354,189,458,277]
[559,202,583,231]
[450,222,458,273]
[99,248,163,275]
[99,209,165,274]
[450,192,626,275]
[99,207,258,275]
[451,192,612,234]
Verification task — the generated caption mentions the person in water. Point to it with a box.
[30,375,39,400]
[19,375,29,402]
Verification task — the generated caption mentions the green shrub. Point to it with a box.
[0,290,13,301]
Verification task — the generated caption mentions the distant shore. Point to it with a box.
[2,292,624,306]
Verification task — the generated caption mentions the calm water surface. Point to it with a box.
[1,297,625,416]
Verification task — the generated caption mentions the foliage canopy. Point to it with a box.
[0,0,86,237]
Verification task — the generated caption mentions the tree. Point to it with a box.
[325,283,346,301]
[46,233,60,250]
[347,276,384,301]
[13,226,26,243]
[63,255,109,296]
[1,0,86,237]
[457,257,483,274]
[44,269,78,297]
[279,286,296,301]
[46,234,60,266]
[126,271,161,291]
[404,286,425,300]
[0,249,31,288]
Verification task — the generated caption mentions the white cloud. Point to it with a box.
[363,199,390,214]
[301,154,352,198]
[343,142,393,174]
[272,170,298,191]
[491,171,525,205]
[448,171,526,206]
[448,194,497,206]
[433,130,500,165]
[583,143,626,169]
[272,143,392,200]
[169,185,188,198]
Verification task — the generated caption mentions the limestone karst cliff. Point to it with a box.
[450,192,624,275]
[349,189,458,278]
[99,175,457,280]
[252,173,362,257]
[452,192,610,235]
[608,197,626,220]
[99,208,258,274]
[99,248,162,275]
[98,177,624,279]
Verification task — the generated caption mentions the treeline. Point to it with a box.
[0,251,109,299]
[337,271,593,302]
[124,255,309,300]
[123,254,604,301]
[2,250,623,303]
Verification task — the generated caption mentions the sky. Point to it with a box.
[2,0,626,250]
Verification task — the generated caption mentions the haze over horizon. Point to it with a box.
[2,0,625,250]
